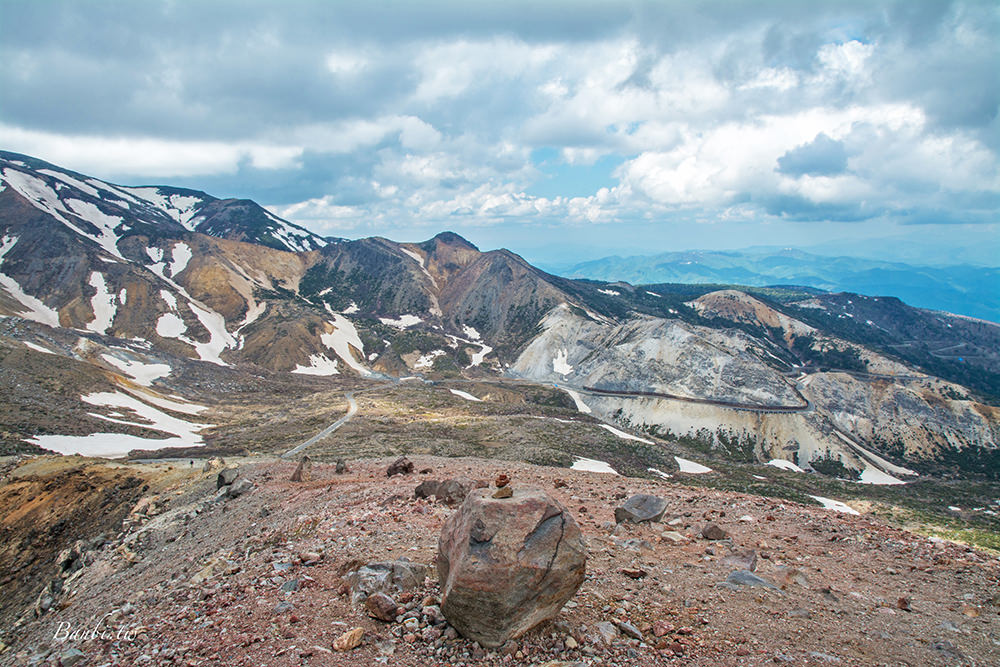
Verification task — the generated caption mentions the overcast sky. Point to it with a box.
[1,0,997,265]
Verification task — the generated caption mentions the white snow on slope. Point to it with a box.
[470,342,493,367]
[146,247,164,263]
[859,467,906,485]
[23,341,56,354]
[675,456,713,474]
[562,388,592,414]
[648,468,672,479]
[767,459,805,473]
[85,272,116,335]
[342,302,359,314]
[322,313,370,376]
[553,348,573,375]
[292,353,340,376]
[400,246,439,289]
[119,386,207,416]
[1,169,87,234]
[0,235,61,327]
[380,314,422,328]
[598,289,620,296]
[30,390,210,458]
[156,313,187,337]
[101,354,171,387]
[449,388,483,402]
[187,302,237,366]
[646,291,661,297]
[414,349,445,369]
[160,290,178,310]
[571,457,618,474]
[64,199,125,259]
[38,169,100,198]
[599,424,655,445]
[462,325,481,340]
[809,495,860,515]
[169,242,192,277]
[124,188,203,229]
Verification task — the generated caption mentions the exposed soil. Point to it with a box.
[3,456,998,666]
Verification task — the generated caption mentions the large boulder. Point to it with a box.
[437,488,586,647]
[614,494,667,524]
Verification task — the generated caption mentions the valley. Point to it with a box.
[0,151,998,664]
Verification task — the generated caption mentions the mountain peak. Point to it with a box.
[424,231,478,252]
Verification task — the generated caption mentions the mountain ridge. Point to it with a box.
[0,151,997,485]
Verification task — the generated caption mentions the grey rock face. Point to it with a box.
[614,494,668,524]
[345,559,428,605]
[217,467,239,488]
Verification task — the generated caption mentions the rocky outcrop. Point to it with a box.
[436,488,586,647]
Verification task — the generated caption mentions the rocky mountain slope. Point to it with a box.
[0,151,997,484]
[2,455,997,666]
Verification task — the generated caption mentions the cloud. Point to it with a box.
[777,133,849,176]
[0,0,997,260]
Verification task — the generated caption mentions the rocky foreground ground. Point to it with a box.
[3,455,999,667]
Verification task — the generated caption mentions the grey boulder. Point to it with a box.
[614,494,668,523]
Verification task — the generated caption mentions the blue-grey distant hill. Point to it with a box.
[560,249,999,324]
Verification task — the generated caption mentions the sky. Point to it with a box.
[1,0,997,267]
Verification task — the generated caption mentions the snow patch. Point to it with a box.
[321,314,370,376]
[767,459,805,473]
[449,388,483,402]
[292,354,340,376]
[809,495,860,515]
[156,313,187,338]
[562,388,592,414]
[0,235,61,327]
[30,390,210,457]
[462,325,481,340]
[169,242,192,277]
[379,314,422,328]
[858,467,906,485]
[64,199,125,259]
[675,456,713,474]
[553,348,573,375]
[146,247,164,263]
[648,468,672,479]
[342,302,359,314]
[414,349,446,369]
[160,290,178,310]
[598,288,620,296]
[646,291,661,297]
[571,457,618,475]
[599,424,654,445]
[85,272,116,335]
[101,354,171,387]
[23,341,56,354]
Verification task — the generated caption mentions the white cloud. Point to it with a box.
[0,124,302,178]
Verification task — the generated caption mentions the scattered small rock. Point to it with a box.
[365,592,399,621]
[386,456,414,477]
[335,459,347,474]
[701,523,728,540]
[333,627,364,651]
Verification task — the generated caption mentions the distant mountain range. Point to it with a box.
[0,150,997,480]
[558,249,999,324]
